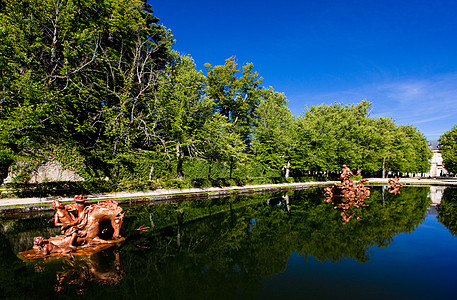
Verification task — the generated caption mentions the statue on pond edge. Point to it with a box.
[388,176,403,194]
[26,195,124,258]
[324,165,371,224]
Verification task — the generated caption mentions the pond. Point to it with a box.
[1,186,457,299]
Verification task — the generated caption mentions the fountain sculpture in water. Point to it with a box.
[387,176,403,194]
[20,195,124,259]
[324,165,371,224]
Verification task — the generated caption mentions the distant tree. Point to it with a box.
[290,100,430,177]
[439,125,457,174]
[292,101,373,173]
[396,125,431,174]
[373,117,403,177]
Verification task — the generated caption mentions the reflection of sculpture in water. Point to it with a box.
[266,194,291,212]
[324,165,371,224]
[23,195,124,258]
[387,176,403,194]
[53,250,124,294]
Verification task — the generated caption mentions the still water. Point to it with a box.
[1,186,457,299]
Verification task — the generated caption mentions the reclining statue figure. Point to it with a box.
[33,236,74,256]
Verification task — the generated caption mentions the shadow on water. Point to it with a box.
[2,186,455,299]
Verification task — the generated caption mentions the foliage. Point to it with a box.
[155,52,212,179]
[0,0,173,182]
[205,57,263,148]
[0,1,432,189]
[439,125,457,173]
[291,101,430,177]
[438,187,457,235]
[252,87,295,177]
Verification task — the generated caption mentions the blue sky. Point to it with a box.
[148,0,457,140]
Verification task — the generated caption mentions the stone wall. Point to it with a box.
[3,161,84,184]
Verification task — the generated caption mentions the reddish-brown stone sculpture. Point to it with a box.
[23,195,124,258]
[387,176,403,194]
[32,236,74,256]
[324,165,371,224]
[64,195,88,218]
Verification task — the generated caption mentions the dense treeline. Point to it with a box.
[0,0,431,187]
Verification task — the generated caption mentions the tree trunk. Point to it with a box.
[208,158,213,180]
[284,160,290,179]
[0,162,11,185]
[148,163,154,180]
[382,158,386,178]
[176,143,184,180]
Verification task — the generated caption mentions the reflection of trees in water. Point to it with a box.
[438,187,457,236]
[1,212,59,253]
[0,187,430,299]
[112,187,429,299]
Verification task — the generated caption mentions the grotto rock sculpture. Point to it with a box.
[23,195,124,258]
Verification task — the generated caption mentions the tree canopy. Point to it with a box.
[0,0,432,185]
[439,125,457,174]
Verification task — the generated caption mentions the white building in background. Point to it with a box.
[425,141,448,177]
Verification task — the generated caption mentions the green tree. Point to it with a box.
[292,101,372,173]
[396,125,431,174]
[0,0,173,181]
[373,117,402,177]
[252,87,295,178]
[289,100,429,177]
[196,113,246,179]
[205,57,263,149]
[155,52,212,179]
[439,125,457,174]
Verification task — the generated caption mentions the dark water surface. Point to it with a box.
[1,186,457,299]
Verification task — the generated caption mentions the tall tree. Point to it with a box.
[155,52,212,179]
[205,57,263,149]
[439,125,457,174]
[396,125,431,174]
[292,102,372,173]
[252,87,295,178]
[290,100,429,177]
[196,113,246,179]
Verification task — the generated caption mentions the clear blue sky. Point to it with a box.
[148,0,457,140]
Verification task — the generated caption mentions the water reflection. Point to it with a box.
[437,187,457,236]
[42,249,123,294]
[2,186,457,299]
[430,186,445,205]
